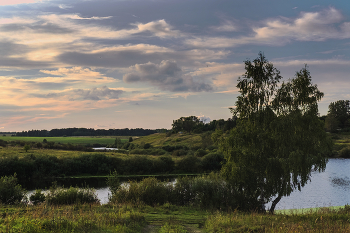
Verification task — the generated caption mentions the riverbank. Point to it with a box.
[1,203,350,232]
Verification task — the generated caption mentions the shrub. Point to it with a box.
[0,174,26,204]
[129,137,133,142]
[194,148,207,157]
[172,149,187,156]
[24,144,31,152]
[111,177,172,205]
[46,185,99,205]
[110,174,240,210]
[338,147,350,158]
[158,156,175,172]
[176,155,201,173]
[29,189,46,205]
[106,170,120,198]
[143,143,152,149]
[201,152,224,171]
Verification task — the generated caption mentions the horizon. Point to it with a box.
[1,0,350,131]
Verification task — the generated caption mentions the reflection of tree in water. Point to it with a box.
[331,177,350,188]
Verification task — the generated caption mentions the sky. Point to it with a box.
[1,0,350,131]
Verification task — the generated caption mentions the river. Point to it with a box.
[26,158,350,210]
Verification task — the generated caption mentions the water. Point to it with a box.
[26,159,350,209]
[268,158,350,210]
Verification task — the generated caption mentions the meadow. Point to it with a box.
[1,132,350,232]
[0,136,128,145]
[2,203,350,232]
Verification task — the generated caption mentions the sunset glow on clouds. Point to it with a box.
[1,0,350,131]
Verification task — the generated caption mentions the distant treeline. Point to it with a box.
[15,128,162,137]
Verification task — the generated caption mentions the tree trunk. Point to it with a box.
[269,193,282,214]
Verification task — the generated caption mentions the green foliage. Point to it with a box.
[0,204,146,232]
[220,53,333,213]
[111,177,172,205]
[23,144,31,152]
[325,113,340,132]
[201,152,224,171]
[172,116,203,133]
[194,148,207,157]
[338,147,350,158]
[29,189,46,205]
[106,170,120,198]
[327,100,350,130]
[159,222,187,233]
[0,174,26,204]
[110,175,240,211]
[128,136,133,142]
[176,155,201,173]
[46,185,99,205]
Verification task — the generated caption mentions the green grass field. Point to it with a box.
[0,136,128,145]
[132,133,202,148]
[2,203,350,232]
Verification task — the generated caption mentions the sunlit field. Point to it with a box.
[0,136,128,145]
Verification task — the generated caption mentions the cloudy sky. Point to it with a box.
[1,0,350,131]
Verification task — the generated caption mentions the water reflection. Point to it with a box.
[25,159,350,209]
[267,158,350,210]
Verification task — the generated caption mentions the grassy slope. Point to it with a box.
[132,132,203,148]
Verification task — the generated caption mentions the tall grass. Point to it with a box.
[0,204,145,232]
[109,174,240,211]
[45,184,99,205]
[205,206,350,232]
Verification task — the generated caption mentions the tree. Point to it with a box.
[219,53,332,213]
[24,144,31,152]
[326,100,350,130]
[172,116,202,133]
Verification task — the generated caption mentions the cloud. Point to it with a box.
[72,86,123,100]
[186,7,350,48]
[135,19,181,38]
[39,67,116,87]
[0,0,42,5]
[199,115,211,123]
[123,60,213,92]
[57,44,228,68]
[212,20,237,32]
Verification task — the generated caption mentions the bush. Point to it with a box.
[110,175,240,210]
[111,177,172,205]
[338,147,350,158]
[29,189,46,205]
[130,148,166,155]
[201,152,224,171]
[194,149,207,157]
[46,185,99,205]
[176,155,201,173]
[172,149,187,156]
[0,174,26,204]
[106,170,120,198]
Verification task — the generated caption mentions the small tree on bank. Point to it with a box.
[218,53,332,213]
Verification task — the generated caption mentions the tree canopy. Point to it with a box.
[325,100,350,132]
[218,53,332,213]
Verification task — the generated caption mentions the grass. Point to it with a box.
[0,146,127,159]
[2,203,350,232]
[132,133,203,148]
[0,136,128,145]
